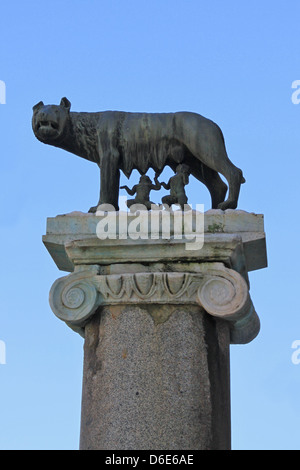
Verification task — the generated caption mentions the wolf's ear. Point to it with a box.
[32,101,44,112]
[60,97,71,111]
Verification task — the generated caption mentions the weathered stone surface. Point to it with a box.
[43,209,267,273]
[79,305,231,450]
[49,262,259,344]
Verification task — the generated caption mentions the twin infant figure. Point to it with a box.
[120,164,190,211]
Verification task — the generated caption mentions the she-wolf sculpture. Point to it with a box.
[32,97,245,212]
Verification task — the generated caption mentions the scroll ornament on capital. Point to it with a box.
[49,264,259,344]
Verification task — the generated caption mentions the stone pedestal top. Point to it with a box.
[43,209,267,275]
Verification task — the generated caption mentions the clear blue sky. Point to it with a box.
[0,0,299,450]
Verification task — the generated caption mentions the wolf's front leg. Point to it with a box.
[89,152,120,212]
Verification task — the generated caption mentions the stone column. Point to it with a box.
[43,209,267,450]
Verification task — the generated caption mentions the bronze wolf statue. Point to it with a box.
[32,97,245,211]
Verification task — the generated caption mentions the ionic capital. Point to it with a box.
[49,263,259,344]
